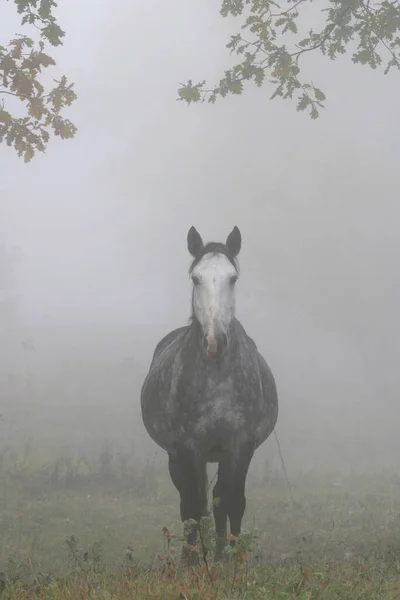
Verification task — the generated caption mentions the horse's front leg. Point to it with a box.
[212,465,228,561]
[213,442,255,560]
[168,450,207,566]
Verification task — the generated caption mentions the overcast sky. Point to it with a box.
[1,0,399,467]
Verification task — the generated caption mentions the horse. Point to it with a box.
[140,226,278,564]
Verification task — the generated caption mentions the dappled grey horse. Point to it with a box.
[141,226,278,563]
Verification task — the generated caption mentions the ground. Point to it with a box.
[1,444,400,599]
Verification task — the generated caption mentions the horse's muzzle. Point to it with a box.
[203,332,228,360]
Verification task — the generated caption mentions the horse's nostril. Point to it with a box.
[203,332,228,358]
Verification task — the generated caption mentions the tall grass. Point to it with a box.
[1,441,400,598]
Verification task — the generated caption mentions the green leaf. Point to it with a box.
[314,87,326,102]
[227,33,242,52]
[298,37,311,48]
[37,51,56,68]
[177,80,205,103]
[230,80,243,94]
[0,13,77,162]
[38,0,54,20]
[254,67,265,87]
[0,110,12,124]
[14,0,32,14]
[41,22,65,46]
[24,145,34,163]
[220,0,245,18]
[55,119,77,139]
[352,49,373,65]
[296,94,311,112]
[176,0,400,120]
[1,55,16,76]
[28,97,45,119]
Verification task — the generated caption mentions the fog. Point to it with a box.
[1,0,399,475]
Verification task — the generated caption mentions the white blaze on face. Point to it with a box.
[191,253,238,354]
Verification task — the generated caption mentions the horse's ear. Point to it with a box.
[187,226,204,257]
[226,226,241,257]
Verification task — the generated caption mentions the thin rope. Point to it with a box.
[274,429,297,507]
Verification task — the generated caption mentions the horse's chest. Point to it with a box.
[179,375,246,433]
[202,377,234,417]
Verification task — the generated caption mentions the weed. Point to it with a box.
[1,445,400,598]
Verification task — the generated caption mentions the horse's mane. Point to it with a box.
[188,242,239,274]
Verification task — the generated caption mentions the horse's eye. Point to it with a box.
[192,275,200,285]
[230,275,238,285]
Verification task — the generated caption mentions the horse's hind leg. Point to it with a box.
[168,451,207,566]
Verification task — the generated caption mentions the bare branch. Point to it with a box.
[0,90,18,97]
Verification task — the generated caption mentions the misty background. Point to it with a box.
[1,0,399,474]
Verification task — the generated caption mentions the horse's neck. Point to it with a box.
[185,318,243,361]
[186,319,202,345]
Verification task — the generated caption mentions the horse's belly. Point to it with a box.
[141,361,277,457]
[187,397,246,459]
[203,443,228,463]
[141,377,176,452]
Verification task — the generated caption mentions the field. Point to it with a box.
[1,443,400,599]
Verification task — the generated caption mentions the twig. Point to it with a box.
[196,521,215,590]
[270,0,307,17]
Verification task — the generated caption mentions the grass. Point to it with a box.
[1,443,400,598]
